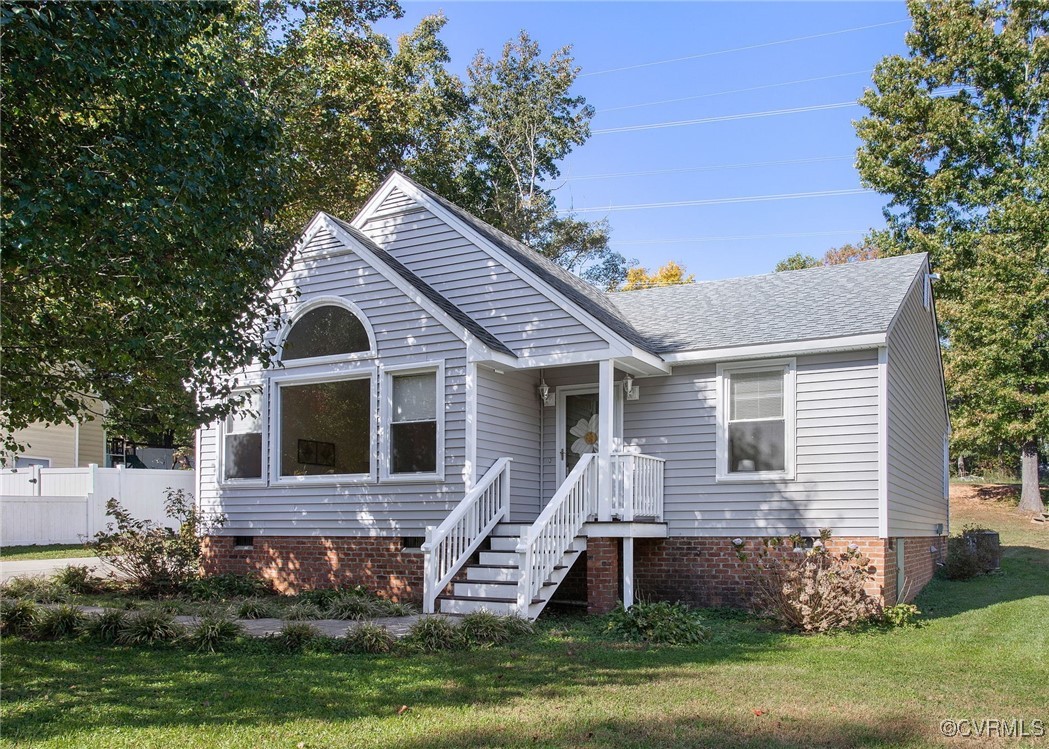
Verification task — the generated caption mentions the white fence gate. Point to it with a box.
[0,465,195,546]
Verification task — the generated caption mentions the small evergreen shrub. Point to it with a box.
[186,573,273,601]
[237,597,280,620]
[343,623,396,654]
[33,604,87,640]
[84,609,128,643]
[0,598,40,636]
[283,601,323,620]
[880,602,922,628]
[325,594,378,620]
[403,616,464,652]
[606,601,708,645]
[118,609,183,646]
[458,611,534,646]
[186,613,243,652]
[1,576,71,603]
[274,622,320,652]
[942,527,1000,580]
[51,565,106,594]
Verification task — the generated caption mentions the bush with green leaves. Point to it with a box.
[606,601,708,645]
[84,609,128,643]
[92,489,225,594]
[186,613,243,652]
[0,598,40,636]
[458,611,534,647]
[33,604,87,640]
[942,527,1000,581]
[274,622,320,653]
[50,565,106,594]
[736,530,881,633]
[118,609,183,646]
[880,602,922,628]
[186,572,273,601]
[237,597,280,620]
[283,601,323,620]
[1,575,70,603]
[403,616,464,652]
[343,623,396,654]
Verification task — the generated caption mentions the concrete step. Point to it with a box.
[488,535,520,552]
[492,523,530,537]
[466,565,518,582]
[479,549,518,566]
[438,597,517,616]
[453,579,519,598]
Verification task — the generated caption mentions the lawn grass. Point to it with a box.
[2,487,1046,749]
[0,544,94,561]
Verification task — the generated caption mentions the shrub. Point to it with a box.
[942,527,1000,581]
[1,576,71,603]
[92,488,225,594]
[33,604,87,640]
[0,598,40,636]
[118,609,183,646]
[880,602,922,628]
[283,601,323,620]
[606,601,708,645]
[343,623,396,654]
[274,622,320,653]
[237,597,280,620]
[84,609,128,643]
[403,616,464,652]
[186,613,243,652]
[458,611,534,646]
[297,585,365,608]
[186,573,273,601]
[51,565,106,594]
[737,531,880,633]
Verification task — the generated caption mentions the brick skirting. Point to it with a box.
[201,536,423,601]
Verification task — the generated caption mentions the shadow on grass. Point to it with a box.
[916,544,1049,620]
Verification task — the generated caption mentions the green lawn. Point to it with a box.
[2,490,1047,749]
[0,544,94,561]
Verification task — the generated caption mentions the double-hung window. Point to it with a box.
[223,389,263,482]
[385,367,441,478]
[716,360,795,481]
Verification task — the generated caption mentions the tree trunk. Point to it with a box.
[1017,441,1045,515]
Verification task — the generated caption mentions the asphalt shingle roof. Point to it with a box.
[326,214,517,357]
[607,253,928,354]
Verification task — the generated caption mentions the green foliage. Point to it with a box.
[50,565,105,595]
[774,253,822,272]
[775,243,881,272]
[1,576,70,604]
[880,602,923,628]
[274,622,320,653]
[117,610,183,646]
[186,573,273,601]
[943,526,1001,580]
[237,597,281,620]
[343,623,396,654]
[606,601,708,645]
[282,601,323,620]
[84,609,129,644]
[323,589,414,620]
[92,489,225,594]
[855,0,1049,510]
[0,1,291,444]
[0,598,40,637]
[186,613,243,652]
[403,616,464,652]
[457,611,535,647]
[32,605,87,640]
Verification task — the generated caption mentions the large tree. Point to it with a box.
[620,261,696,291]
[774,243,881,272]
[1,1,293,448]
[855,0,1048,512]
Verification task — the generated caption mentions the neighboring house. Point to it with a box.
[3,417,106,468]
[198,171,950,619]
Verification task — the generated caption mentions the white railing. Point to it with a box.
[611,452,665,521]
[421,458,511,614]
[516,453,597,611]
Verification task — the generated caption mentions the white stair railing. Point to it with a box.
[516,453,597,613]
[422,458,511,613]
[611,453,665,521]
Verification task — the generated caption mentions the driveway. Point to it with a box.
[0,556,118,583]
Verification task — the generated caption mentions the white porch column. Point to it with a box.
[597,359,615,521]
[623,537,635,609]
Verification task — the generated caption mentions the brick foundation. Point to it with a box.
[586,537,621,614]
[888,536,946,605]
[201,536,423,601]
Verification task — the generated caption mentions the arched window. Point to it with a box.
[281,303,371,361]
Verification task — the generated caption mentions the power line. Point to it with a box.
[612,229,869,246]
[592,101,859,135]
[562,155,854,183]
[581,20,908,77]
[597,70,873,114]
[563,188,873,215]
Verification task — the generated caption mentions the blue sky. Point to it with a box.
[381,1,910,281]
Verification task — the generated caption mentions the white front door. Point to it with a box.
[555,385,623,484]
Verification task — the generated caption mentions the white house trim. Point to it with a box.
[216,385,267,489]
[378,360,446,484]
[663,334,886,365]
[275,294,378,367]
[877,345,889,539]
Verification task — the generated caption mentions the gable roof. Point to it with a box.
[607,254,928,354]
[324,213,516,357]
[389,173,658,354]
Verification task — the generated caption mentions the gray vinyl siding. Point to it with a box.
[198,227,470,537]
[622,351,882,537]
[359,188,610,359]
[886,279,949,535]
[476,367,542,522]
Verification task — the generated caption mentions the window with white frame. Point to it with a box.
[387,370,439,476]
[279,376,372,478]
[281,303,371,360]
[223,390,263,481]
[717,361,795,480]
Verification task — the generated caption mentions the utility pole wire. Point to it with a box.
[612,229,869,246]
[563,188,873,215]
[581,20,908,77]
[561,155,854,183]
[592,101,859,135]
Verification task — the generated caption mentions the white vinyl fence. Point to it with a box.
[1,465,195,546]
